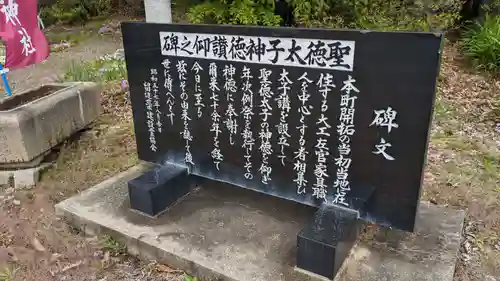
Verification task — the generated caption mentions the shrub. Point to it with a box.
[61,52,127,83]
[187,0,463,31]
[40,0,114,26]
[187,0,282,26]
[461,15,500,73]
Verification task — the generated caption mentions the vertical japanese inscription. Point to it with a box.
[223,64,238,145]
[177,60,195,165]
[0,1,37,56]
[258,68,273,184]
[370,107,399,161]
[276,69,292,166]
[162,59,175,125]
[333,75,359,206]
[209,63,223,170]
[313,73,335,201]
[295,72,313,194]
[155,29,365,207]
[144,69,157,152]
[192,61,205,118]
[151,68,162,133]
[241,66,255,180]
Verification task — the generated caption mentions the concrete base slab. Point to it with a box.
[0,162,53,189]
[55,164,465,281]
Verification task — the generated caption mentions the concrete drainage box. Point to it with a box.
[0,82,102,165]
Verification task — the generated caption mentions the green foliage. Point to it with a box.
[0,266,18,281]
[40,0,113,26]
[101,235,127,255]
[478,0,500,16]
[300,0,461,30]
[184,273,198,281]
[187,0,282,26]
[460,15,500,73]
[187,0,462,31]
[61,53,127,83]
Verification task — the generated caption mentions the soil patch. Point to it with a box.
[423,42,500,281]
[0,85,65,111]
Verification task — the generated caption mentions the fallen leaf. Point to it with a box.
[31,237,46,252]
[50,253,62,263]
[155,263,183,273]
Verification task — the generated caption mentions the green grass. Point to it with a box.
[0,266,18,281]
[45,29,92,45]
[184,274,198,281]
[101,235,126,256]
[461,15,500,73]
[60,55,127,83]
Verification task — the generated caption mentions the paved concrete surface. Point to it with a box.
[55,163,465,281]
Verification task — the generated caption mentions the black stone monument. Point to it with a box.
[122,22,442,279]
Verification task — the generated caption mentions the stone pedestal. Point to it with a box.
[128,163,199,217]
[297,206,363,279]
[56,164,465,281]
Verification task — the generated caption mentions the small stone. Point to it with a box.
[98,26,109,34]
[26,192,35,200]
[50,253,62,263]
[86,236,98,242]
[12,199,20,206]
[93,250,104,259]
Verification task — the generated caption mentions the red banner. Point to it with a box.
[0,0,50,70]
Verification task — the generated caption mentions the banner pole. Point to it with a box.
[0,63,12,97]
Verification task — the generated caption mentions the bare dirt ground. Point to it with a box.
[0,18,498,281]
[424,45,500,281]
[0,20,184,281]
[7,23,122,93]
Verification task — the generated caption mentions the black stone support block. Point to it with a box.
[297,206,364,279]
[128,164,197,216]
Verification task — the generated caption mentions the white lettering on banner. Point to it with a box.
[0,0,37,56]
